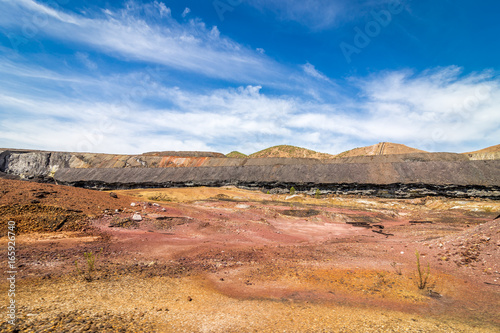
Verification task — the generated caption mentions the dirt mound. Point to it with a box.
[463,144,500,161]
[0,179,134,233]
[464,144,500,154]
[326,152,468,164]
[0,204,88,234]
[336,142,426,158]
[142,151,226,158]
[0,179,133,214]
[249,145,335,159]
[226,151,247,158]
[427,219,500,275]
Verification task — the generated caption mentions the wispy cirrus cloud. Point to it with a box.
[246,0,396,30]
[0,0,288,84]
[247,0,342,30]
[302,62,331,82]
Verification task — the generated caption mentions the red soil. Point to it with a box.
[0,179,499,332]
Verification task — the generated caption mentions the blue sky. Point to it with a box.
[0,0,499,155]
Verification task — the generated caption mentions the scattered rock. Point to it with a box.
[372,229,394,237]
[109,192,118,199]
[281,209,320,217]
[428,290,442,298]
[132,213,142,221]
[236,204,250,209]
[410,220,433,224]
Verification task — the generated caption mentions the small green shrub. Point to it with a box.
[415,250,431,289]
[315,189,321,199]
[290,187,296,195]
[75,249,102,282]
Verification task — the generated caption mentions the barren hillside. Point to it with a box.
[226,151,247,158]
[464,144,500,154]
[336,142,426,158]
[463,144,500,160]
[249,145,336,159]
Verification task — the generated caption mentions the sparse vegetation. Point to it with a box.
[290,187,296,195]
[415,250,431,290]
[148,193,172,202]
[75,249,102,282]
[315,189,321,199]
[249,145,335,159]
[226,151,248,158]
[390,262,402,275]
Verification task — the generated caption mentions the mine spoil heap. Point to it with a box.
[53,160,500,199]
[1,148,499,199]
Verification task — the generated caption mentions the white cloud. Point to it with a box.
[0,58,298,154]
[0,0,286,84]
[182,7,191,18]
[246,0,394,30]
[302,62,330,81]
[154,1,171,18]
[290,67,500,152]
[75,52,98,71]
[247,0,342,30]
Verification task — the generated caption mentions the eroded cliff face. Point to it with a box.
[0,151,72,179]
[2,149,500,199]
[53,161,500,199]
[0,150,229,179]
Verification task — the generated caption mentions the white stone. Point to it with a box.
[236,204,250,209]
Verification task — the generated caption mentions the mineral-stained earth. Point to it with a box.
[1,178,499,332]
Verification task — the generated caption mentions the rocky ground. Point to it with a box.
[0,179,499,332]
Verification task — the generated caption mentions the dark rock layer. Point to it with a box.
[54,161,500,199]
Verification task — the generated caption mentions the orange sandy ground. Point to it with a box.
[0,180,499,332]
